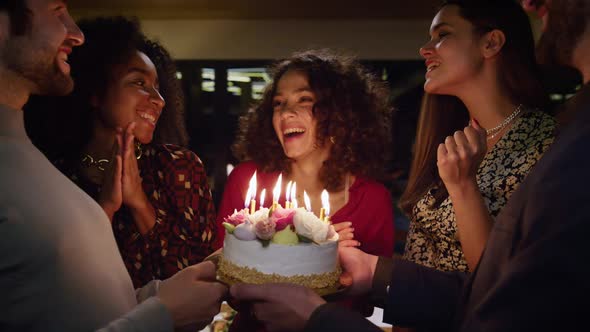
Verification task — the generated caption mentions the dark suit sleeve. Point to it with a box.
[306,257,467,331]
[381,257,467,329]
[460,155,590,331]
[304,303,383,332]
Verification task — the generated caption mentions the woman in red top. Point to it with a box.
[215,49,394,257]
[25,17,216,288]
[217,49,395,331]
[218,162,394,257]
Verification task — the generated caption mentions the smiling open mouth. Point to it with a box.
[427,63,440,72]
[283,128,305,139]
[138,112,157,126]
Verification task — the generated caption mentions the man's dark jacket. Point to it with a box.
[305,84,590,332]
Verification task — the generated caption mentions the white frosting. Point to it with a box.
[293,208,330,243]
[223,235,338,276]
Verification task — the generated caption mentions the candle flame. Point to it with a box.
[285,181,292,202]
[260,189,266,208]
[321,189,330,217]
[245,171,257,209]
[250,171,257,195]
[291,183,298,208]
[303,190,311,212]
[273,173,282,203]
[244,187,251,209]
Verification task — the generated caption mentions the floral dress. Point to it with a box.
[58,143,217,288]
[403,110,556,272]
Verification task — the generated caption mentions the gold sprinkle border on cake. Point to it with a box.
[218,256,341,289]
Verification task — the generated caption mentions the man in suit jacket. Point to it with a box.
[230,1,590,331]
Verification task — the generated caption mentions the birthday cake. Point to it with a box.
[218,206,341,289]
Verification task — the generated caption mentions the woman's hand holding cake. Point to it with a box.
[332,221,360,248]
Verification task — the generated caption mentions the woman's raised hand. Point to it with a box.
[437,120,487,195]
[98,128,124,221]
[120,122,147,209]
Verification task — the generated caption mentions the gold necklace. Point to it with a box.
[81,142,143,171]
[486,104,524,140]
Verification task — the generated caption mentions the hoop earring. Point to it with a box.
[329,136,336,144]
[135,141,143,160]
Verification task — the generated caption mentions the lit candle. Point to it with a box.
[291,182,297,208]
[244,187,252,211]
[247,171,257,214]
[303,190,311,212]
[259,189,266,209]
[272,173,282,209]
[285,181,293,208]
[321,189,330,222]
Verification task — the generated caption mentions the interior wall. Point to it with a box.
[140,19,432,60]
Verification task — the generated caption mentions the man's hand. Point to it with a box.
[158,261,228,329]
[338,246,378,296]
[230,283,326,332]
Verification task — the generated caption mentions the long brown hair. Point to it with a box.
[400,0,550,217]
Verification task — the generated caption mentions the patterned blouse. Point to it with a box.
[403,111,556,272]
[58,144,217,288]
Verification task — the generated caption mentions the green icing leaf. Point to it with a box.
[268,205,276,217]
[297,234,313,243]
[222,222,236,234]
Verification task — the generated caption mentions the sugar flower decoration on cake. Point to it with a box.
[224,209,249,226]
[269,206,296,231]
[293,208,331,243]
[326,224,338,242]
[248,208,270,225]
[254,218,276,240]
[233,220,257,241]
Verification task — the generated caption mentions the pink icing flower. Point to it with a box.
[270,207,296,231]
[255,218,276,240]
[224,209,249,226]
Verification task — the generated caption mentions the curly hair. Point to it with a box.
[24,16,187,161]
[233,49,392,191]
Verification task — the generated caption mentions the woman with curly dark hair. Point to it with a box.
[215,49,394,256]
[215,48,395,331]
[24,16,217,289]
